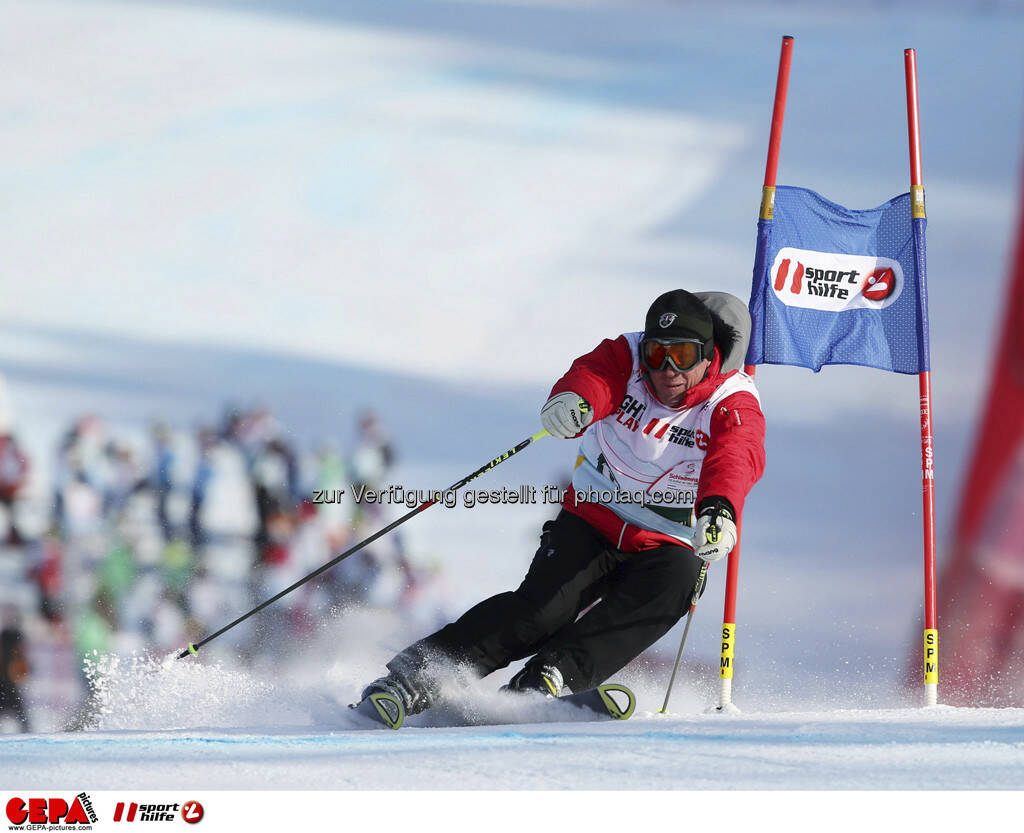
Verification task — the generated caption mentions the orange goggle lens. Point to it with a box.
[641,339,703,372]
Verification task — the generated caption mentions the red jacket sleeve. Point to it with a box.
[549,335,633,422]
[696,390,765,520]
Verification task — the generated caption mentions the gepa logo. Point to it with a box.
[6,794,98,827]
[771,247,903,311]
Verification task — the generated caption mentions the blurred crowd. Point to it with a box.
[0,400,450,733]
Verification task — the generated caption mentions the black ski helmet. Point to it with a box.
[643,290,715,359]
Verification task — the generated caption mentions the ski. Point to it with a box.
[559,683,636,721]
[348,683,635,731]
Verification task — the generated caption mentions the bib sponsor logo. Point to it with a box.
[771,247,903,311]
[667,473,697,490]
[614,394,647,432]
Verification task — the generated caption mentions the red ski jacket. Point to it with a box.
[549,335,765,552]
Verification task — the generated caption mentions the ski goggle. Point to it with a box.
[640,338,706,373]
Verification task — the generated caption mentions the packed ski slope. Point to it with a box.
[5,648,1024,789]
[2,0,1024,796]
[8,710,1024,791]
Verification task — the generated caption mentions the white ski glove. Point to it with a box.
[692,501,737,563]
[540,392,594,439]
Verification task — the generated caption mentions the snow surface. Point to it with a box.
[1,0,1024,805]
[5,647,1024,790]
[7,707,1024,791]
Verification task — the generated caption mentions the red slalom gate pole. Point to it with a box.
[719,35,794,711]
[905,48,939,706]
[755,35,795,243]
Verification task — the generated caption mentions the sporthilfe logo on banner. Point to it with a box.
[770,247,903,311]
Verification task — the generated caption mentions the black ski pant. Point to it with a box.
[397,509,703,693]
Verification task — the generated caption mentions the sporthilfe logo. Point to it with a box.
[181,801,204,824]
[110,800,204,824]
[771,247,904,311]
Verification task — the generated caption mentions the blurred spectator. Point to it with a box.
[73,591,117,670]
[150,422,175,541]
[98,540,137,603]
[251,436,299,550]
[0,405,29,540]
[351,410,395,524]
[310,442,354,546]
[0,376,28,546]
[161,539,194,596]
[189,429,217,547]
[29,533,65,623]
[352,411,393,484]
[52,416,106,537]
[101,441,142,519]
[218,405,245,450]
[0,620,31,732]
[5,400,449,728]
[232,405,280,466]
[0,430,28,546]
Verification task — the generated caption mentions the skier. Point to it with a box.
[0,429,29,547]
[358,289,765,716]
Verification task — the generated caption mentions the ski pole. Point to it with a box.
[657,561,709,714]
[178,429,550,659]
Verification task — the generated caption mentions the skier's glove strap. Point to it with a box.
[692,499,737,563]
[541,392,594,439]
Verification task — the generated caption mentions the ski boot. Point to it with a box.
[350,651,437,729]
[503,661,564,698]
